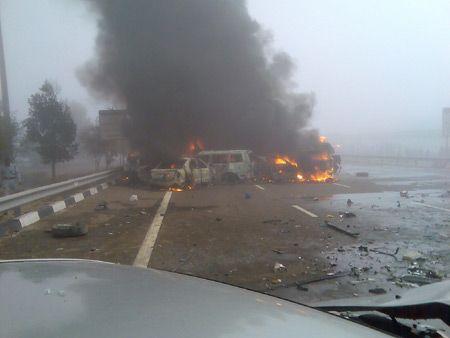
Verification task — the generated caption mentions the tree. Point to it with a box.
[79,123,106,170]
[25,81,78,179]
[0,114,18,163]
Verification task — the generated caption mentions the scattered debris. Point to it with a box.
[94,201,108,211]
[295,272,349,288]
[339,211,356,218]
[139,210,147,215]
[215,217,222,222]
[297,285,309,291]
[395,295,402,299]
[272,249,284,254]
[313,197,319,201]
[401,275,437,286]
[369,287,387,295]
[244,192,251,199]
[400,191,409,198]
[273,262,287,272]
[324,221,359,237]
[347,199,353,207]
[397,201,401,208]
[51,222,87,238]
[129,194,138,202]
[402,250,423,262]
[358,245,368,253]
[370,248,400,261]
[407,267,442,280]
[326,214,335,218]
[355,172,369,177]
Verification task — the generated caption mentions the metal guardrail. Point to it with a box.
[0,169,119,213]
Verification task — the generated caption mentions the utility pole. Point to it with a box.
[0,9,10,120]
[0,8,11,163]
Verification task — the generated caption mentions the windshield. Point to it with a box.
[0,1,449,336]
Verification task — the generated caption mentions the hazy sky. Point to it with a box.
[1,0,449,134]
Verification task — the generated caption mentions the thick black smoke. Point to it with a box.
[80,0,319,161]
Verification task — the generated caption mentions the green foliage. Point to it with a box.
[0,114,18,161]
[25,81,78,166]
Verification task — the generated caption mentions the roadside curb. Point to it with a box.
[0,181,113,236]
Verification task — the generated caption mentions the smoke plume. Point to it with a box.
[79,0,318,161]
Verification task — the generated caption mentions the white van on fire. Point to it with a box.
[197,150,254,183]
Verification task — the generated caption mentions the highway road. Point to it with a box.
[0,163,449,305]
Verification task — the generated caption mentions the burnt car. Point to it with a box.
[138,157,211,188]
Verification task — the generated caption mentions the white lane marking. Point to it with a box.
[89,187,98,195]
[51,201,66,213]
[73,193,85,202]
[292,205,318,218]
[133,191,172,268]
[333,183,351,188]
[412,202,450,212]
[19,211,40,227]
[255,184,265,191]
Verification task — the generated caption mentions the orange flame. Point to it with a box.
[186,139,205,155]
[274,155,298,167]
[319,136,327,143]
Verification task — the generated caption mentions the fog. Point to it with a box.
[1,0,449,137]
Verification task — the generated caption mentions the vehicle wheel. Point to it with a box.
[222,172,239,184]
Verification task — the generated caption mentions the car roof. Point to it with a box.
[198,150,250,155]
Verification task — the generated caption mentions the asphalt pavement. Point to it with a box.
[0,162,449,305]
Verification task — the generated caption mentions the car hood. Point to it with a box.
[0,259,390,338]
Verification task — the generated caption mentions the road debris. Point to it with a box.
[94,201,108,211]
[355,172,369,177]
[369,287,387,295]
[129,194,138,202]
[51,222,87,238]
[400,191,409,198]
[400,275,437,286]
[244,192,251,199]
[339,211,356,218]
[370,248,400,261]
[324,221,359,237]
[347,199,353,207]
[294,272,349,289]
[402,250,423,262]
[273,262,287,272]
[272,249,284,254]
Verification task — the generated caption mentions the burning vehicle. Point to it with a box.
[197,150,254,183]
[264,137,338,183]
[138,157,211,189]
